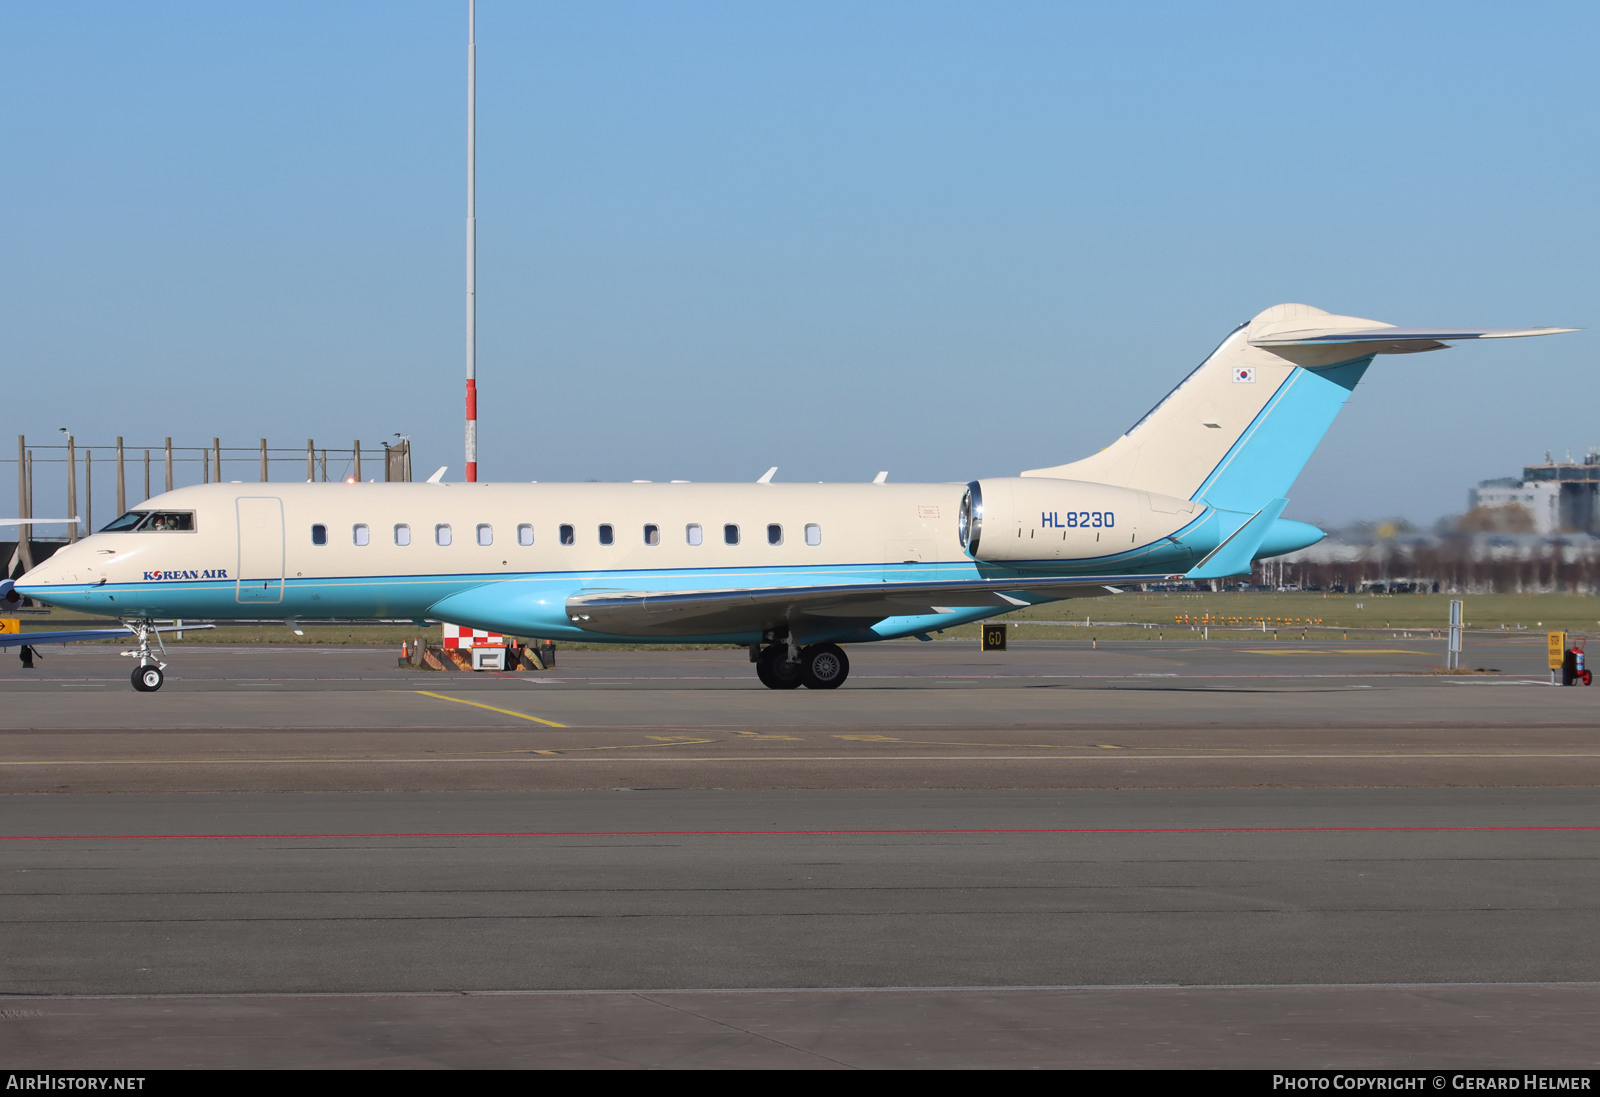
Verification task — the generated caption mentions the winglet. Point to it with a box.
[426,467,448,483]
[1187,498,1289,580]
[757,467,777,484]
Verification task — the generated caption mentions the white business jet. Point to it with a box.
[7,304,1574,691]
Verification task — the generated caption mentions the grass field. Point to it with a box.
[9,590,1597,649]
[937,590,1598,644]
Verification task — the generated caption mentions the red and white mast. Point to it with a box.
[464,0,478,481]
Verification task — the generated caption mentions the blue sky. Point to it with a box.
[4,1,1594,527]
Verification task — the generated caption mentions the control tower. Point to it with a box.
[1520,450,1600,533]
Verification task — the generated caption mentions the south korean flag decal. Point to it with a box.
[1233,366,1255,383]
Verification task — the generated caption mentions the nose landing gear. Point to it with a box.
[121,622,168,692]
[754,642,850,690]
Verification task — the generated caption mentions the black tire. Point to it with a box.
[756,646,804,690]
[131,665,164,692]
[800,643,850,690]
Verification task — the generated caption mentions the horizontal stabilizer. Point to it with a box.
[1251,324,1575,357]
[1187,498,1289,580]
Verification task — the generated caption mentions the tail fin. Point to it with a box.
[1023,303,1573,513]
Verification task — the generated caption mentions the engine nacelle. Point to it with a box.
[957,478,1203,562]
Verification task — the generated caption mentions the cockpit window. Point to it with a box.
[101,511,148,532]
[109,511,196,532]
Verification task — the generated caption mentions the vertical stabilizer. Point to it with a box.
[1023,304,1381,511]
[1024,304,1572,513]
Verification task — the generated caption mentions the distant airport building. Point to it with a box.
[1468,450,1600,535]
[1273,449,1600,593]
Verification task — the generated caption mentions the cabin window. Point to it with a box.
[353,524,370,546]
[560,524,575,546]
[435,523,452,546]
[311,524,327,546]
[767,523,782,546]
[517,523,533,546]
[686,523,703,546]
[724,523,739,546]
[643,524,660,546]
[805,523,822,546]
[599,524,614,546]
[394,523,411,546]
[477,523,493,546]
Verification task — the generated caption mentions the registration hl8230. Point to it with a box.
[1041,511,1114,529]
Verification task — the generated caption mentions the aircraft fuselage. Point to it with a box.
[19,479,1239,645]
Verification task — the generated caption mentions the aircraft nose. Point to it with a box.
[14,545,89,597]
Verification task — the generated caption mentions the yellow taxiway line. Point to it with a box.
[409,690,568,728]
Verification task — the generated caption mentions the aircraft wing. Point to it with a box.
[564,573,1164,637]
[0,627,132,647]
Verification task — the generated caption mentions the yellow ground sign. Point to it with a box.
[1548,632,1567,669]
[0,619,18,635]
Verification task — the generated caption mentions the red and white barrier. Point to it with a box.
[441,623,506,649]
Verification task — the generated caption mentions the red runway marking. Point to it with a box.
[3,826,1598,841]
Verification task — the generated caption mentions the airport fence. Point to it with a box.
[5,435,412,574]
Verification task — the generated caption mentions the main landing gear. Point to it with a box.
[753,642,850,690]
[122,622,168,692]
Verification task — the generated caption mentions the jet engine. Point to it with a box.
[957,478,1202,563]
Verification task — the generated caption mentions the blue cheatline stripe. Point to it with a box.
[1190,355,1374,514]
[25,528,1220,609]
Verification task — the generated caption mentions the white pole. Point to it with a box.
[465,0,478,482]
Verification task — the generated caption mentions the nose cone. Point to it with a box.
[13,542,99,608]
[1256,518,1326,559]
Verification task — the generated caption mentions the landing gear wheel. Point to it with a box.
[131,665,164,692]
[756,646,804,690]
[799,643,850,690]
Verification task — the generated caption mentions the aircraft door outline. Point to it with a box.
[236,496,285,604]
